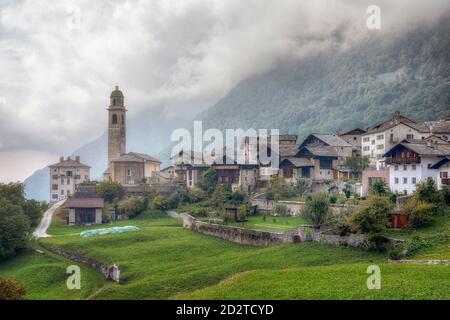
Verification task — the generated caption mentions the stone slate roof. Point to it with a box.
[113,152,161,163]
[425,119,450,134]
[384,140,450,157]
[128,152,161,163]
[65,198,104,208]
[281,157,315,168]
[297,146,339,158]
[49,158,90,168]
[338,128,367,136]
[366,112,429,134]
[309,134,352,147]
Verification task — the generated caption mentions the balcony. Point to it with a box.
[385,157,420,165]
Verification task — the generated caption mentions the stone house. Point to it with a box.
[110,152,161,185]
[66,198,104,225]
[49,156,90,202]
[338,128,367,156]
[279,157,315,182]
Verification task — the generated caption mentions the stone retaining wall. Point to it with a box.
[48,247,121,283]
[251,198,353,216]
[167,211,369,248]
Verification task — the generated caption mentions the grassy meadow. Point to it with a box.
[0,210,448,300]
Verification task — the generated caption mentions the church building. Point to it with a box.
[103,86,161,185]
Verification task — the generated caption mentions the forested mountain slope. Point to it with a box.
[201,19,450,138]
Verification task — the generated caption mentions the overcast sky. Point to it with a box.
[0,0,449,183]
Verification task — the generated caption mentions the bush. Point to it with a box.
[211,184,232,205]
[230,188,246,204]
[117,197,148,218]
[388,236,432,260]
[96,181,124,202]
[167,193,180,209]
[0,277,27,300]
[415,178,443,205]
[272,204,290,217]
[369,179,389,196]
[152,195,169,211]
[301,192,331,228]
[348,196,392,234]
[190,187,208,203]
[402,198,435,228]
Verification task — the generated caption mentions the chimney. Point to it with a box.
[75,156,80,163]
[59,156,64,162]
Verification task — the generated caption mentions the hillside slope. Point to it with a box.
[201,19,450,138]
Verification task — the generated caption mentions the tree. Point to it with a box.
[348,196,392,234]
[301,192,331,228]
[344,155,369,178]
[0,198,30,261]
[0,183,25,206]
[369,179,389,196]
[198,168,218,194]
[0,277,27,300]
[96,181,124,202]
[22,200,47,228]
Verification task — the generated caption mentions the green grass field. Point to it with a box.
[0,210,448,300]
[228,215,307,232]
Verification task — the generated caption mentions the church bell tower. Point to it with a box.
[107,85,127,171]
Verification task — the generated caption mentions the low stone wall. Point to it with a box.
[168,210,369,248]
[48,247,121,283]
[251,198,353,216]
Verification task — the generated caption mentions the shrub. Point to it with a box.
[190,207,209,218]
[96,181,124,202]
[348,196,392,234]
[167,193,180,209]
[211,184,232,205]
[152,195,169,211]
[301,192,331,228]
[190,187,208,203]
[272,204,290,217]
[230,188,246,204]
[415,178,443,205]
[0,277,27,300]
[221,210,234,224]
[441,187,450,206]
[117,197,148,218]
[402,198,435,228]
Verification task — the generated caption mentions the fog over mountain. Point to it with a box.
[1,1,449,199]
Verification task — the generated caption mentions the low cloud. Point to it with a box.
[0,0,449,181]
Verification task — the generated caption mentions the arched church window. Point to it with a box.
[121,115,124,124]
[112,114,118,124]
[113,98,116,106]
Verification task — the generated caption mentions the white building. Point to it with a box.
[362,112,430,166]
[431,157,450,190]
[49,156,91,202]
[384,139,450,195]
